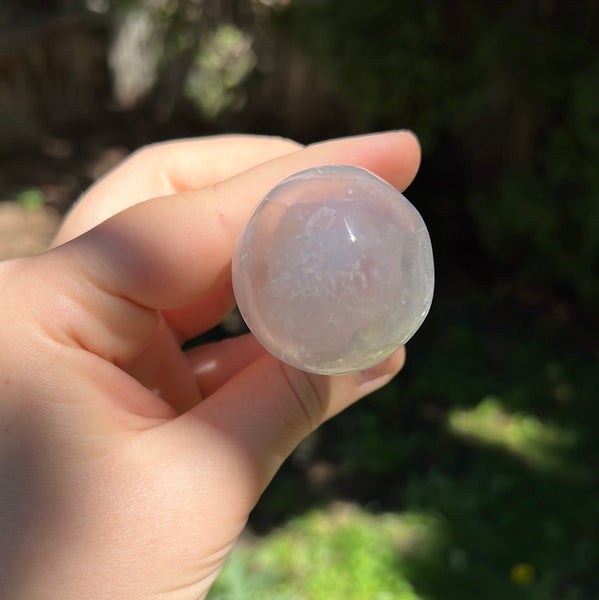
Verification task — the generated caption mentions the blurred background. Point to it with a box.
[1,1,598,598]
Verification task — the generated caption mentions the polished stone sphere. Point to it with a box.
[232,165,434,375]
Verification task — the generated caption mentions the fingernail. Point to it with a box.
[357,356,395,384]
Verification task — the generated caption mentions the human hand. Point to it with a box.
[0,131,420,599]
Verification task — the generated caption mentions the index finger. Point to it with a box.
[53,135,302,246]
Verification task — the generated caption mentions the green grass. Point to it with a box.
[209,504,442,600]
[447,396,582,476]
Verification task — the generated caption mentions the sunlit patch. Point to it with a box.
[447,397,581,476]
[210,502,446,599]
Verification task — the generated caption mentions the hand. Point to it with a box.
[0,131,420,599]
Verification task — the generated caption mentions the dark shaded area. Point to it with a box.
[1,1,598,598]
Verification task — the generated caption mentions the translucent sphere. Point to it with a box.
[232,165,434,375]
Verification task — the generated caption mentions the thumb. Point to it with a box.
[165,347,405,511]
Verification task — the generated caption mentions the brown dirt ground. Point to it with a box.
[0,137,130,260]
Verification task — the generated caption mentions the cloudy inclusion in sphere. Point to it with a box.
[232,165,434,375]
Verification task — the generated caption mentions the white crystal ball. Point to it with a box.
[232,165,434,375]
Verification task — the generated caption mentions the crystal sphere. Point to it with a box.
[232,165,434,375]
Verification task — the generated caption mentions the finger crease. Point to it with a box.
[277,361,321,433]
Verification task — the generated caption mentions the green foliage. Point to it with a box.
[471,56,599,309]
[272,0,449,143]
[185,24,256,118]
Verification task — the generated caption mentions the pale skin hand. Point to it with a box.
[0,131,420,599]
